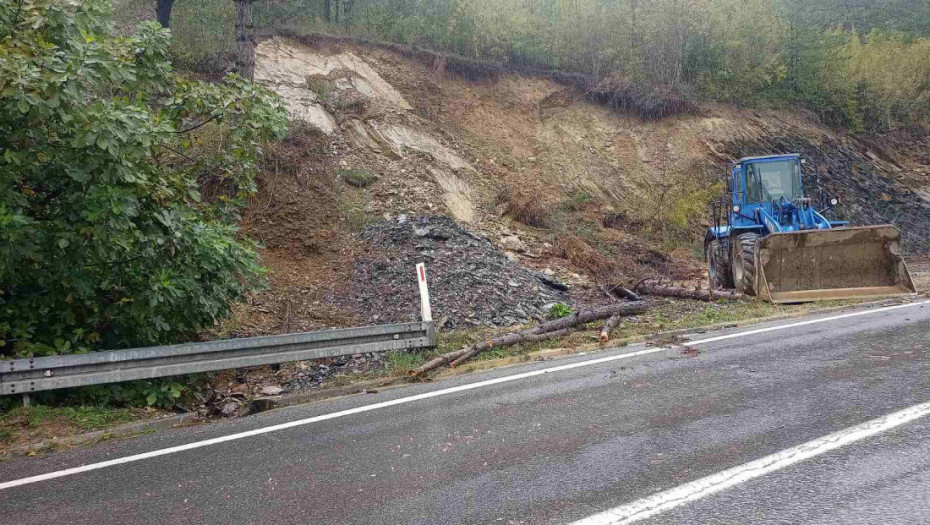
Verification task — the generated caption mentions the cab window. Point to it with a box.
[745,160,801,203]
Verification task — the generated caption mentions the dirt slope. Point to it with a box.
[225,35,930,337]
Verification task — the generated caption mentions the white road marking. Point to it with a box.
[570,400,930,525]
[1,299,927,491]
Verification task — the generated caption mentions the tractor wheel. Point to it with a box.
[706,238,734,289]
[732,233,761,296]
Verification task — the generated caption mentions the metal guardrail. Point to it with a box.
[0,322,436,396]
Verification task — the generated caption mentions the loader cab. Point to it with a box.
[744,158,803,203]
[727,154,812,232]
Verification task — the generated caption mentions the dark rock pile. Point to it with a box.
[345,215,568,328]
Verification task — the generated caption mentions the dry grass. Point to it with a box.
[497,186,552,228]
[556,236,620,282]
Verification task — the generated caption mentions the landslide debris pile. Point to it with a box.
[347,216,568,328]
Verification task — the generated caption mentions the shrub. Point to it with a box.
[339,169,379,188]
[547,303,573,320]
[0,0,289,357]
[560,191,594,213]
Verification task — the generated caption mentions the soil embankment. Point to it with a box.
[229,34,930,336]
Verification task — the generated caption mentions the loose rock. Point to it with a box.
[500,235,527,253]
[342,216,568,328]
[260,385,285,396]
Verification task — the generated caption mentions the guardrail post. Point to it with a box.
[22,394,31,407]
[416,263,433,322]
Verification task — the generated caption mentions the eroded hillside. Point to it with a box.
[226,35,930,337]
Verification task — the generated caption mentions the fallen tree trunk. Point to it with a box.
[412,347,471,376]
[602,284,642,302]
[449,327,575,368]
[533,301,648,335]
[599,314,623,343]
[410,301,648,377]
[635,279,743,302]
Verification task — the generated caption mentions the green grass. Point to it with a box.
[335,181,378,232]
[306,77,334,100]
[0,428,12,444]
[338,169,378,188]
[387,351,425,376]
[0,406,135,432]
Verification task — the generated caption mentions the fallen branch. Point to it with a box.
[613,286,642,302]
[599,314,623,344]
[635,279,743,302]
[410,301,648,377]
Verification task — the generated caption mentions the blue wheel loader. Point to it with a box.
[705,154,917,303]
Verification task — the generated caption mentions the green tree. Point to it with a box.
[703,0,787,98]
[0,0,289,356]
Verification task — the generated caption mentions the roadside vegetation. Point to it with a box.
[0,0,288,359]
[0,404,165,454]
[146,0,930,132]
[0,0,287,410]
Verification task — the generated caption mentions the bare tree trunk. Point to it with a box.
[235,0,255,81]
[630,0,641,77]
[602,284,642,302]
[536,301,648,335]
[449,328,576,368]
[323,0,332,23]
[599,315,623,343]
[342,0,354,24]
[635,279,743,302]
[156,0,175,28]
[412,348,472,376]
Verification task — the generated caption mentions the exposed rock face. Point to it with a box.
[429,167,477,224]
[266,84,337,135]
[255,37,476,178]
[255,37,411,109]
[369,123,476,172]
[343,216,568,329]
[254,37,412,136]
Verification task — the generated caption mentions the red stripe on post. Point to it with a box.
[419,266,426,281]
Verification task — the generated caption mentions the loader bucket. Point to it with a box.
[757,226,917,303]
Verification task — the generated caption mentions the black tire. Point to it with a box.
[706,238,734,289]
[732,233,761,296]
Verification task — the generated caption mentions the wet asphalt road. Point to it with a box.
[1,301,929,524]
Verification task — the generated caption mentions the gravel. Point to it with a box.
[344,215,568,329]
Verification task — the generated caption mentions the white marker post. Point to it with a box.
[416,263,433,322]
